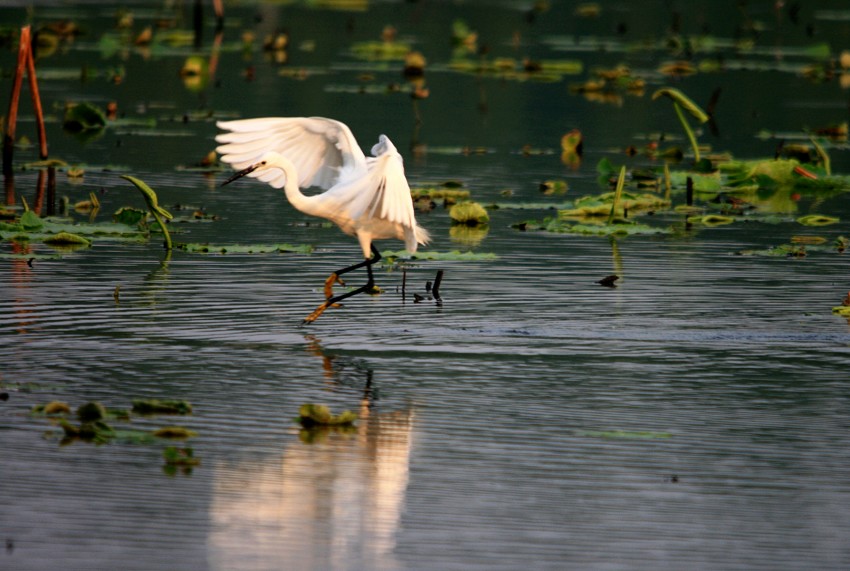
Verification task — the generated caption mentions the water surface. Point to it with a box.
[2,2,850,570]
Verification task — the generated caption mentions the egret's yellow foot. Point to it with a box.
[323,273,346,299]
[302,301,330,324]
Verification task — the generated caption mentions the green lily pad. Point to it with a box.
[163,446,201,467]
[175,243,314,254]
[381,250,498,262]
[63,102,107,132]
[153,426,198,439]
[686,214,736,226]
[449,202,489,226]
[295,404,358,428]
[43,232,91,246]
[113,207,147,226]
[797,214,839,226]
[131,399,193,415]
[20,210,44,231]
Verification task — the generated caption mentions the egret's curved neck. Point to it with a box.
[268,154,319,216]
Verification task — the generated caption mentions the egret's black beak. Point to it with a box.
[221,163,260,186]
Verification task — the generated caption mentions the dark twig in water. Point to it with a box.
[432,270,443,300]
[402,268,407,302]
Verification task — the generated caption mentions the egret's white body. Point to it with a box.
[215,117,429,258]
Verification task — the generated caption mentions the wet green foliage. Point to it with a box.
[295,404,358,428]
[175,243,313,254]
[163,446,200,467]
[121,175,173,250]
[382,250,498,263]
[153,426,198,439]
[516,217,670,237]
[43,231,91,246]
[33,398,197,454]
[736,236,848,257]
[449,202,489,226]
[131,399,193,415]
[62,102,107,132]
[410,186,471,203]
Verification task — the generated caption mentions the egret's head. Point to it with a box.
[221,152,291,188]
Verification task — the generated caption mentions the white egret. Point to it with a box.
[216,117,430,323]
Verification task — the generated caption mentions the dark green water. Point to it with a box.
[2,2,850,570]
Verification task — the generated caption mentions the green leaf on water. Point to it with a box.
[797,214,839,226]
[381,250,498,262]
[20,210,43,231]
[131,399,193,415]
[153,426,198,439]
[163,446,201,466]
[449,202,490,226]
[735,244,807,257]
[175,243,314,254]
[686,214,736,226]
[63,102,107,132]
[295,404,358,428]
[113,207,148,226]
[43,232,92,246]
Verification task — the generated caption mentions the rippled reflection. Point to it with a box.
[208,340,414,571]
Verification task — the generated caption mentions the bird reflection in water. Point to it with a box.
[208,336,415,571]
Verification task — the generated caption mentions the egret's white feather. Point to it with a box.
[216,117,367,189]
[217,116,429,257]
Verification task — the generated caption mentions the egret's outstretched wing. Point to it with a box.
[215,117,368,189]
[324,135,429,251]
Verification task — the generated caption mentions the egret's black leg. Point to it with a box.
[303,246,382,324]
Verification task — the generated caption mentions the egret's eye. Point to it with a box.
[260,161,267,166]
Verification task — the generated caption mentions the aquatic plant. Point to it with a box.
[163,446,200,468]
[3,25,48,175]
[131,399,193,415]
[121,175,174,250]
[652,87,709,164]
[295,404,357,428]
[607,166,627,223]
[449,201,489,226]
[381,250,498,262]
[175,243,313,254]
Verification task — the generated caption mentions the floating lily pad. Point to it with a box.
[113,207,147,226]
[163,446,201,466]
[131,399,193,415]
[381,250,498,262]
[797,214,839,226]
[515,216,670,236]
[43,232,91,246]
[175,243,314,254]
[559,192,670,219]
[63,102,107,132]
[153,426,198,439]
[449,202,489,226]
[295,404,357,428]
[686,214,736,226]
[735,244,807,257]
[410,187,471,202]
[32,401,72,416]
